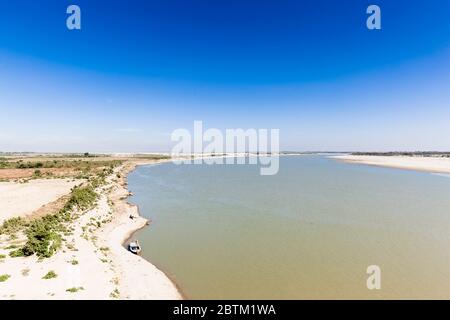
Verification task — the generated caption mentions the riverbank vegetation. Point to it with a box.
[0,163,111,258]
[0,156,123,181]
[5,185,98,258]
[42,271,58,279]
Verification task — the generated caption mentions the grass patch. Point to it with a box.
[110,288,120,299]
[66,287,84,293]
[42,271,57,279]
[9,249,25,257]
[0,274,10,282]
[70,259,78,265]
[0,217,27,235]
[0,254,6,259]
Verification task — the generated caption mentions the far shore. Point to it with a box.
[332,154,450,174]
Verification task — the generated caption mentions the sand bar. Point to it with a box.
[332,155,450,174]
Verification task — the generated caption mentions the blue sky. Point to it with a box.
[0,0,450,152]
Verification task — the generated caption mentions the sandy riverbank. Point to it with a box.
[332,155,450,174]
[105,159,183,299]
[0,159,182,299]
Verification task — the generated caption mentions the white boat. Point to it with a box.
[128,240,141,254]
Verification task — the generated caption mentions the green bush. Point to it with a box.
[9,216,65,258]
[66,287,84,293]
[42,271,57,279]
[0,217,27,235]
[0,274,10,282]
[62,186,97,213]
[9,249,25,257]
[21,217,62,258]
[33,169,42,178]
[110,288,120,299]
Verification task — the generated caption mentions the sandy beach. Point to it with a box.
[0,158,182,300]
[332,155,450,174]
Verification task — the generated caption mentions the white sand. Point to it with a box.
[101,165,182,299]
[332,155,450,174]
[0,179,81,224]
[0,161,182,300]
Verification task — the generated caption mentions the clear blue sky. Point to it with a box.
[0,0,449,152]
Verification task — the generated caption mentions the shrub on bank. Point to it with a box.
[42,271,58,279]
[0,274,10,282]
[0,217,27,235]
[21,217,63,258]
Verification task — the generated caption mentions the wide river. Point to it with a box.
[128,156,450,299]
